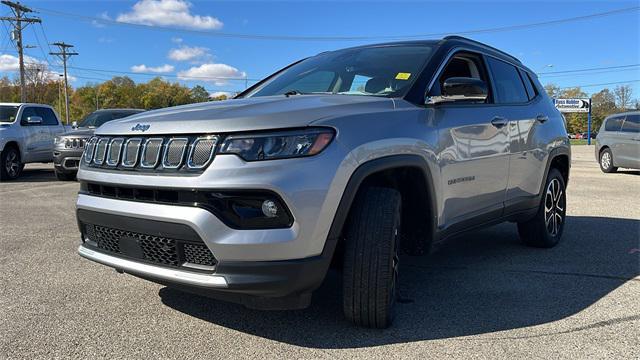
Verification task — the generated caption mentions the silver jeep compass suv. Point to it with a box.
[76,36,570,328]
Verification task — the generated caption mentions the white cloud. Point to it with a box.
[91,12,111,28]
[0,54,75,82]
[117,0,223,30]
[168,45,209,62]
[0,54,44,71]
[171,37,183,43]
[130,64,175,73]
[209,91,233,99]
[177,63,246,86]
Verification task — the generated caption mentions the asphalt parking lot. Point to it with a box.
[1,145,638,359]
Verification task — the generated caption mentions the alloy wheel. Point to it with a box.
[544,178,565,236]
[601,152,611,170]
[5,151,19,178]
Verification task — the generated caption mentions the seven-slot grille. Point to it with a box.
[83,135,219,171]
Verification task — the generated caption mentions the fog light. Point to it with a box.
[261,200,278,218]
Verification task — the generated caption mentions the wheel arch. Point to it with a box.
[325,155,438,264]
[1,140,20,157]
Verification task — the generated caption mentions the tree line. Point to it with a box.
[0,75,230,123]
[544,84,638,134]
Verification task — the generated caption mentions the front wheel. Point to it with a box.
[0,147,22,181]
[342,187,401,328]
[599,148,617,173]
[517,168,566,248]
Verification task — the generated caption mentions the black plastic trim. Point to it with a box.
[79,182,294,230]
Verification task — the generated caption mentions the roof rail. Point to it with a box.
[443,35,522,64]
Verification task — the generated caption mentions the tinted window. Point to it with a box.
[0,105,18,123]
[284,71,336,94]
[605,116,624,132]
[20,107,39,125]
[621,114,639,133]
[247,45,434,98]
[112,111,142,120]
[487,57,529,103]
[518,69,537,100]
[35,107,58,125]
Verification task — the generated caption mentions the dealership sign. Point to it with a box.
[554,98,591,113]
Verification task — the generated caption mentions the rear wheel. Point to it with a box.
[342,187,401,328]
[517,168,566,248]
[0,147,22,181]
[599,148,617,173]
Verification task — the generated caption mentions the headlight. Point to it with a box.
[54,136,63,144]
[219,128,334,161]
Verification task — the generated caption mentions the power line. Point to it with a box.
[0,0,41,102]
[540,68,640,79]
[33,6,640,41]
[559,80,640,89]
[539,64,640,76]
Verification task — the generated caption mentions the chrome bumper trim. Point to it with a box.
[78,245,228,288]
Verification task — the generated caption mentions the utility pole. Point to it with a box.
[57,74,63,115]
[49,42,77,124]
[0,1,41,102]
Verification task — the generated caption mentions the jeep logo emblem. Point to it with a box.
[131,123,150,132]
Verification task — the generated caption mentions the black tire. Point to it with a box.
[342,187,401,328]
[517,168,566,248]
[599,148,617,173]
[55,170,76,181]
[0,146,22,181]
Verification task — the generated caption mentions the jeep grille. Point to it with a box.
[83,135,219,172]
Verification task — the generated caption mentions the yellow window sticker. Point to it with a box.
[395,72,411,80]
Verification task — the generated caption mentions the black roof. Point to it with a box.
[332,35,527,71]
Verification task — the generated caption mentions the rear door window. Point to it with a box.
[605,116,625,132]
[487,57,529,104]
[518,69,537,100]
[621,114,639,133]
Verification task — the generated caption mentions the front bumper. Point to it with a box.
[53,148,83,173]
[76,207,336,309]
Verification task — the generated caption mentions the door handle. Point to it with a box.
[536,114,549,123]
[491,116,508,128]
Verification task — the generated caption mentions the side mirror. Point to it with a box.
[426,77,488,105]
[72,121,78,129]
[26,116,43,124]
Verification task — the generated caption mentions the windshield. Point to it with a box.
[245,45,434,98]
[0,105,19,123]
[79,110,141,128]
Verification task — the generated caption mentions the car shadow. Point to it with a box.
[9,166,59,183]
[159,216,639,349]
[616,170,640,176]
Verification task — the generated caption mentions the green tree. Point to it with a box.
[190,85,210,103]
[590,88,617,131]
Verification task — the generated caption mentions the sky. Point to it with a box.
[0,0,639,98]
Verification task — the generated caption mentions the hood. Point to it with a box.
[59,128,95,137]
[95,95,394,135]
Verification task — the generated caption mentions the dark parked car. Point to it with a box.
[53,109,144,180]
